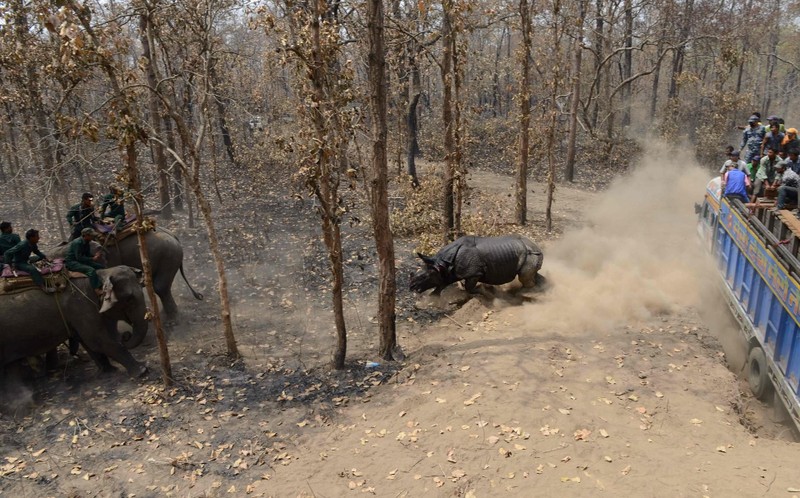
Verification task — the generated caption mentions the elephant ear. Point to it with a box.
[99,277,118,314]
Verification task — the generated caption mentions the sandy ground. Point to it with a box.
[2,146,800,497]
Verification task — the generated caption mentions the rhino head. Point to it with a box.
[409,253,451,294]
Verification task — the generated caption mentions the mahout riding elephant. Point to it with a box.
[52,227,202,321]
[0,266,148,377]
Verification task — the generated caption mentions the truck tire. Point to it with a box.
[747,346,772,400]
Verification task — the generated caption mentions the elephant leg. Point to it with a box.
[83,348,116,373]
[45,349,60,372]
[153,273,179,320]
[82,334,147,378]
[68,337,80,356]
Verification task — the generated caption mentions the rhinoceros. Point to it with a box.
[410,234,543,295]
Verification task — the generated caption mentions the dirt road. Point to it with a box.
[1,147,798,497]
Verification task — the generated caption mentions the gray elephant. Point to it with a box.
[53,227,202,320]
[0,266,148,377]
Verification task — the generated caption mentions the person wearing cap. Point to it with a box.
[766,115,785,133]
[776,160,800,210]
[0,221,21,264]
[3,229,53,292]
[719,150,747,175]
[746,155,760,181]
[64,227,105,294]
[66,192,101,241]
[783,148,800,174]
[101,184,126,232]
[782,128,800,154]
[741,114,766,164]
[761,122,785,157]
[722,160,751,205]
[752,146,783,202]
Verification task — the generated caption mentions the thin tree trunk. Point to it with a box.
[621,0,633,127]
[64,0,173,384]
[453,29,464,237]
[545,0,562,232]
[515,0,533,223]
[127,142,173,385]
[565,0,586,183]
[367,0,399,361]
[164,115,184,212]
[140,6,172,219]
[208,63,237,167]
[441,0,455,243]
[591,0,604,128]
[650,38,664,118]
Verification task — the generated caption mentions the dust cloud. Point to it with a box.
[523,143,721,336]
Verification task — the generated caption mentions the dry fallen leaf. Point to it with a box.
[690,418,703,425]
[599,429,609,438]
[574,429,591,441]
[621,465,631,475]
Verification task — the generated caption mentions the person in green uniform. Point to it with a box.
[100,185,126,232]
[3,229,52,292]
[0,221,21,264]
[65,227,105,295]
[66,192,100,241]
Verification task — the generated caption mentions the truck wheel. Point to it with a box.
[747,346,772,400]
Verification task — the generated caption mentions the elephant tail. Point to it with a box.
[153,227,203,300]
[179,264,204,301]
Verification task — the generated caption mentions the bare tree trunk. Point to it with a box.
[650,37,664,118]
[668,0,693,99]
[367,0,399,361]
[515,0,533,223]
[164,115,184,212]
[545,0,563,232]
[441,0,455,243]
[591,0,604,129]
[140,6,172,219]
[208,63,237,167]
[127,143,173,385]
[565,0,586,183]
[64,0,174,384]
[621,0,633,127]
[306,0,348,369]
[12,0,65,240]
[453,31,465,237]
[3,103,30,215]
[762,1,779,113]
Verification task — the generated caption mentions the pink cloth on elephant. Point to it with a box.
[1,258,64,278]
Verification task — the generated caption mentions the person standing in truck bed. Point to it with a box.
[722,161,751,205]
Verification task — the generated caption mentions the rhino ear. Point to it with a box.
[417,253,436,266]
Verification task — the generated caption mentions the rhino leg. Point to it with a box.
[518,258,541,288]
[464,277,481,293]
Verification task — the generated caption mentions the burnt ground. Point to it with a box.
[1,158,799,497]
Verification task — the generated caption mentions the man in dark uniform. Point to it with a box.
[67,192,100,241]
[100,185,126,232]
[3,229,53,292]
[65,227,105,295]
[0,221,21,264]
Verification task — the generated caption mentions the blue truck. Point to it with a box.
[697,177,800,430]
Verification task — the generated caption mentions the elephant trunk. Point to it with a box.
[122,301,150,349]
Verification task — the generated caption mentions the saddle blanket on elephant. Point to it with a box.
[93,214,154,246]
[0,266,69,294]
[94,213,137,234]
[1,258,65,278]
